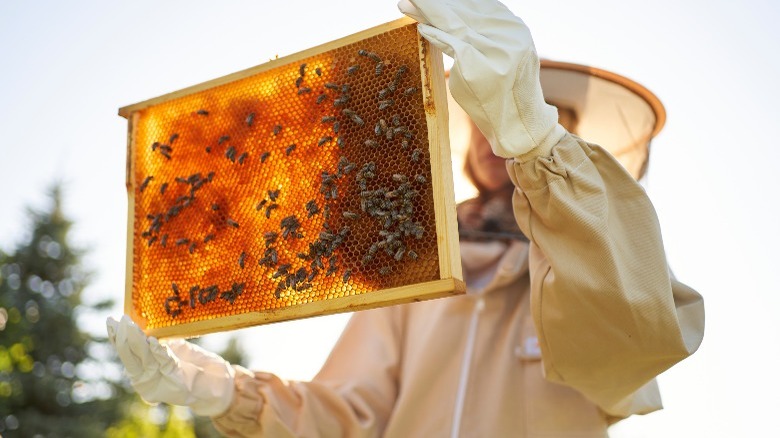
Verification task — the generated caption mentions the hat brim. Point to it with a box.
[446,60,665,200]
[539,60,666,179]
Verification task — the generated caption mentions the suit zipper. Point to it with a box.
[451,297,484,438]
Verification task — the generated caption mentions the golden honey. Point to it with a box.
[121,19,463,337]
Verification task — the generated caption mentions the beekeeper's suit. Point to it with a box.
[108,0,705,436]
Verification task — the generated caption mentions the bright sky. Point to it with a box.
[1,1,778,436]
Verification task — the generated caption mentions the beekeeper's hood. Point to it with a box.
[448,60,666,201]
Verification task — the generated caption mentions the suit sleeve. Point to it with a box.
[507,133,705,418]
[212,306,403,437]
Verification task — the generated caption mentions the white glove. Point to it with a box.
[398,0,565,158]
[106,315,235,417]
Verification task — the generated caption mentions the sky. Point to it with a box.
[1,0,779,436]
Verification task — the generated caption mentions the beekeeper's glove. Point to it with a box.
[106,315,235,417]
[398,0,565,159]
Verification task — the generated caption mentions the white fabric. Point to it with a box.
[106,315,235,417]
[398,0,566,159]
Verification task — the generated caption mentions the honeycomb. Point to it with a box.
[121,21,461,336]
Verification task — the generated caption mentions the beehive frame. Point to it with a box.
[119,17,463,338]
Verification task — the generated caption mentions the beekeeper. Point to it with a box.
[107,0,705,436]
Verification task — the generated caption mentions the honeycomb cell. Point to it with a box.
[124,21,456,335]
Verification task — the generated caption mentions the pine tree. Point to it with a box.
[0,184,251,437]
[0,185,128,437]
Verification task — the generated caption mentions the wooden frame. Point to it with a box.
[120,17,463,338]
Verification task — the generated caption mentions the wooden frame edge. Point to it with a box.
[419,34,462,284]
[124,113,140,323]
[118,16,417,119]
[147,277,465,338]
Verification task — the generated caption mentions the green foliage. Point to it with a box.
[0,185,131,437]
[0,184,251,437]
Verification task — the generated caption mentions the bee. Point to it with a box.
[374,121,384,136]
[415,175,427,184]
[359,50,382,63]
[379,266,391,276]
[218,135,230,144]
[260,151,270,163]
[246,112,255,126]
[207,171,215,182]
[197,109,209,116]
[333,96,349,107]
[378,87,391,99]
[318,136,333,146]
[285,144,296,155]
[295,76,304,88]
[238,152,248,164]
[263,231,278,246]
[375,63,385,76]
[343,211,359,220]
[239,252,246,269]
[299,63,306,76]
[297,87,312,95]
[225,146,236,162]
[151,142,160,151]
[139,176,153,193]
[364,139,379,148]
[203,234,215,244]
[379,99,394,110]
[341,109,363,126]
[337,137,345,148]
[188,285,199,308]
[394,248,405,261]
[408,250,419,260]
[347,65,360,75]
[392,174,408,183]
[160,150,171,160]
[273,125,282,135]
[256,199,267,211]
[324,82,339,90]
[226,218,240,228]
[316,93,328,104]
[268,189,280,201]
[342,269,352,283]
[205,146,212,153]
[198,285,219,304]
[220,282,244,305]
[164,295,182,318]
[147,236,157,247]
[188,242,196,254]
[401,139,410,149]
[273,264,291,278]
[305,200,319,217]
[315,67,322,76]
[160,234,168,247]
[404,86,418,95]
[333,121,340,134]
[411,148,422,162]
[169,133,179,144]
[265,203,278,218]
[386,128,395,140]
[321,115,336,123]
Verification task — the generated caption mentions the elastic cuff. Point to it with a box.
[514,123,567,163]
[212,365,265,426]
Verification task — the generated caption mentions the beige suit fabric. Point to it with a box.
[212,134,705,437]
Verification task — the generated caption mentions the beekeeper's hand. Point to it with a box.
[106,315,235,417]
[398,0,565,158]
